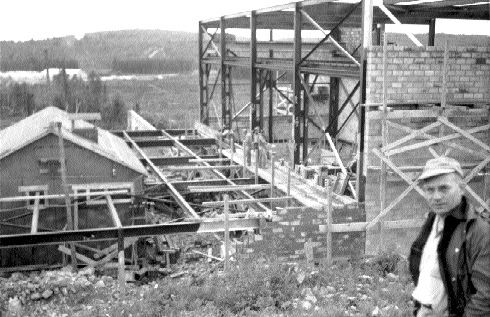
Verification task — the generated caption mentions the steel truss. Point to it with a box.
[199,0,488,202]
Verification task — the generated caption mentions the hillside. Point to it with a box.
[0,30,487,74]
[0,30,197,73]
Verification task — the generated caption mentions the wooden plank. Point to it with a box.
[30,197,40,234]
[0,190,128,203]
[161,165,242,172]
[58,245,96,265]
[224,195,230,273]
[367,109,488,120]
[56,122,77,267]
[192,250,223,262]
[385,124,490,157]
[386,120,487,160]
[326,181,333,265]
[188,184,271,193]
[326,133,347,174]
[202,196,293,207]
[464,157,490,184]
[438,117,490,153]
[188,158,230,163]
[106,195,122,228]
[123,131,200,219]
[383,120,441,153]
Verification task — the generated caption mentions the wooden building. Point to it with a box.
[0,106,147,267]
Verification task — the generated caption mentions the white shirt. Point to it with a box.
[412,215,448,316]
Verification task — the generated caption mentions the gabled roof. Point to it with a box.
[0,106,147,176]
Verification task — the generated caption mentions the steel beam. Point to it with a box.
[130,138,215,147]
[199,22,208,124]
[144,155,219,166]
[292,2,302,165]
[328,77,340,138]
[302,73,310,163]
[428,19,435,46]
[250,10,259,130]
[123,132,200,218]
[0,219,261,249]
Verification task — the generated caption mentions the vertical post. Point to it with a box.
[250,11,258,131]
[243,143,247,178]
[268,29,274,142]
[428,19,436,46]
[374,24,383,46]
[270,150,275,210]
[199,22,209,124]
[484,109,490,202]
[31,197,40,233]
[302,73,310,163]
[328,77,340,138]
[259,70,264,131]
[221,17,227,129]
[326,179,333,266]
[357,0,373,202]
[56,122,78,268]
[73,199,78,230]
[117,229,126,289]
[378,35,388,254]
[224,194,230,273]
[293,2,302,166]
[255,143,259,184]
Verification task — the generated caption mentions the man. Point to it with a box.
[243,129,253,166]
[409,156,489,317]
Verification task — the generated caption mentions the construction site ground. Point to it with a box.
[1,252,413,317]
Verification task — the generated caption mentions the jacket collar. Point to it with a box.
[446,196,477,222]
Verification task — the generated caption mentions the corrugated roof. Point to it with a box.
[0,106,147,175]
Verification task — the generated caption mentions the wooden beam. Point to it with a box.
[202,196,293,207]
[124,131,200,218]
[326,133,347,175]
[188,184,271,193]
[56,122,77,268]
[30,197,40,234]
[384,124,490,157]
[106,195,122,228]
[161,165,242,172]
[0,190,129,203]
[293,2,302,165]
[58,245,96,265]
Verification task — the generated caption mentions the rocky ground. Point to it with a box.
[0,253,414,317]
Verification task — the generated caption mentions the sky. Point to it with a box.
[0,0,489,41]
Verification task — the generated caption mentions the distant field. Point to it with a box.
[105,72,255,129]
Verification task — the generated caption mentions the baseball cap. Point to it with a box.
[418,156,464,180]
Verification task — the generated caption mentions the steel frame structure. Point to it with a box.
[198,0,489,202]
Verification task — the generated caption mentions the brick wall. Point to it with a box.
[363,108,489,255]
[237,203,365,262]
[366,46,490,104]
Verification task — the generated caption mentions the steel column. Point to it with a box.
[357,0,374,202]
[220,17,231,130]
[199,22,209,125]
[328,77,340,138]
[302,73,309,163]
[428,19,436,46]
[293,2,302,165]
[250,10,259,131]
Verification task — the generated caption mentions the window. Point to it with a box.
[71,182,133,205]
[18,185,49,210]
[38,158,61,176]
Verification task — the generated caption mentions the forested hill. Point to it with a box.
[0,30,197,73]
[1,30,488,74]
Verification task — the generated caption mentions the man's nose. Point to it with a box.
[432,190,442,200]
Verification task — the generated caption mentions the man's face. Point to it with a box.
[422,172,464,215]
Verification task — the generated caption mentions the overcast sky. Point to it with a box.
[1,0,489,41]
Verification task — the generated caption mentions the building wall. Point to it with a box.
[366,45,490,104]
[238,203,365,262]
[0,133,144,267]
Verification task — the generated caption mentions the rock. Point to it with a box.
[360,294,369,301]
[61,287,68,296]
[371,306,380,316]
[102,276,114,284]
[386,273,398,281]
[42,289,53,299]
[359,275,373,283]
[95,280,105,288]
[30,292,42,301]
[326,286,336,293]
[296,271,306,284]
[10,273,24,281]
[8,296,22,315]
[301,300,312,310]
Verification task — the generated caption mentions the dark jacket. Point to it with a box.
[409,197,490,317]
